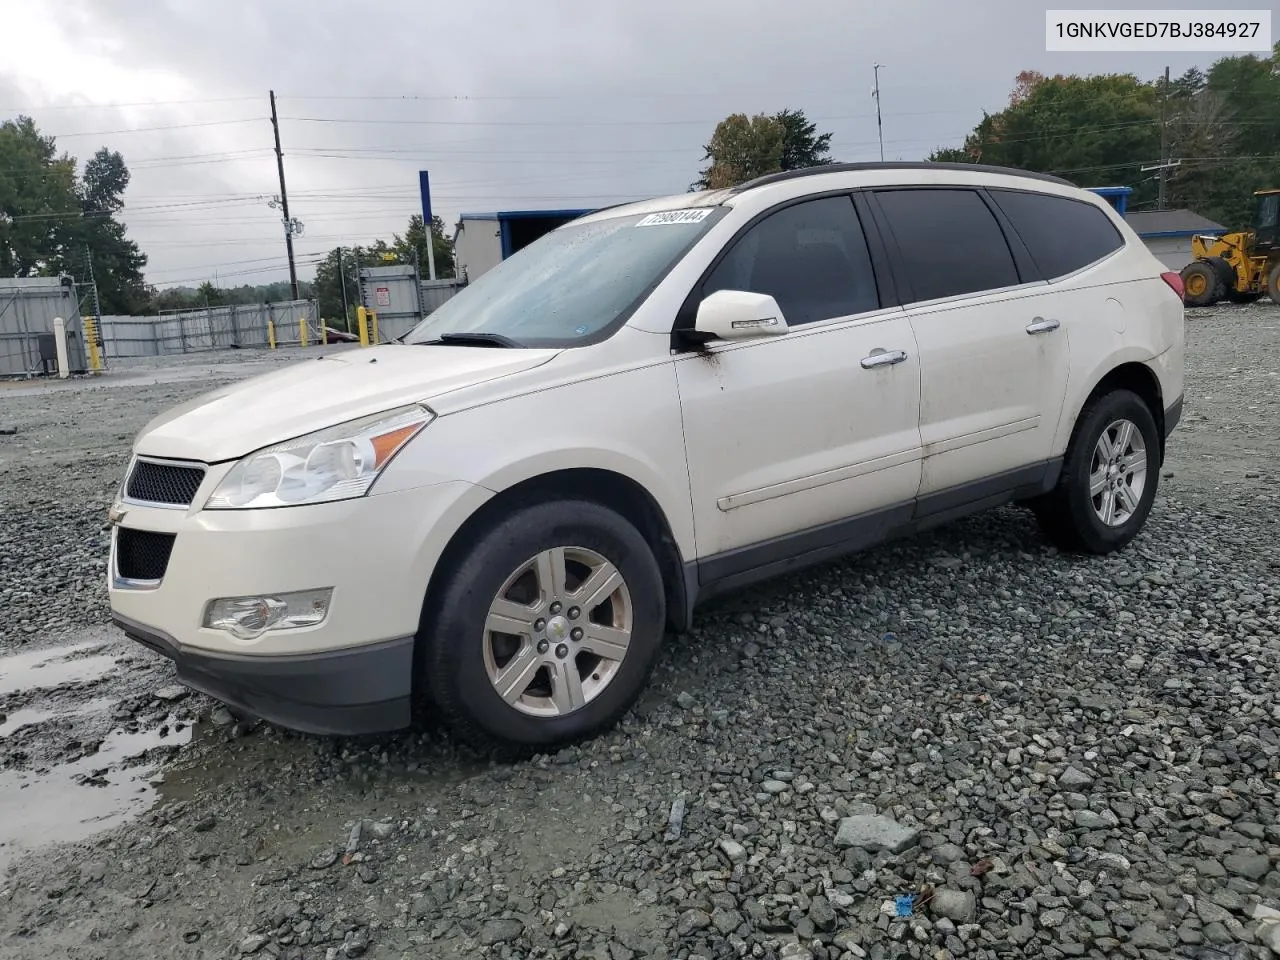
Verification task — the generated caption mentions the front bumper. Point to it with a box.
[114,612,413,735]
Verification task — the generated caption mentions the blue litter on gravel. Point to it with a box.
[895,894,914,917]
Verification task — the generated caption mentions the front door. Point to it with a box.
[674,194,923,574]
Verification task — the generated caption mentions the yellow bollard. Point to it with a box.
[267,319,276,349]
[299,316,309,348]
[357,306,370,347]
[83,316,102,373]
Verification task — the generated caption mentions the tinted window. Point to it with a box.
[703,196,879,325]
[990,189,1125,279]
[874,188,1020,302]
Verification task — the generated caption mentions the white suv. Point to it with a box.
[108,162,1185,751]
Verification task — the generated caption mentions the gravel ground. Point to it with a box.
[0,307,1278,960]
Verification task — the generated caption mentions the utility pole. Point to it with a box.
[872,64,885,162]
[337,246,350,329]
[1158,65,1170,211]
[270,90,300,300]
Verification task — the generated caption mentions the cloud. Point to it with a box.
[1,0,1226,289]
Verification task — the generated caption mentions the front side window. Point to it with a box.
[404,207,725,348]
[702,195,880,326]
[873,188,1020,302]
[1256,193,1279,230]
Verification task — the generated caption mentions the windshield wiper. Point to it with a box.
[419,332,522,348]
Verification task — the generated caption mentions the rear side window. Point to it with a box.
[703,195,880,325]
[989,189,1125,279]
[873,188,1020,302]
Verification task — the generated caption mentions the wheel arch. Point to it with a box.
[418,468,694,644]
[1063,359,1167,463]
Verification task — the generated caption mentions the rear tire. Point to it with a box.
[1267,263,1280,305]
[1180,261,1219,307]
[419,499,666,754]
[1033,389,1160,555]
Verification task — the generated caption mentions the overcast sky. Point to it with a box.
[0,0,1251,290]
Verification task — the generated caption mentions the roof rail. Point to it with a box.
[729,161,1076,194]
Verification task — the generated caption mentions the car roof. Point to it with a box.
[572,162,1084,227]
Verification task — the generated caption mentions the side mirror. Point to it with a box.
[694,289,788,341]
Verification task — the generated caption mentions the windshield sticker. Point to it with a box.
[635,208,714,227]
[573,324,589,336]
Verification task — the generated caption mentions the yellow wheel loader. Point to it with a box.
[1179,188,1280,307]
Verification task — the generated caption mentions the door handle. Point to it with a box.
[860,349,908,369]
[1026,317,1060,335]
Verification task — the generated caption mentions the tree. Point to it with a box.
[393,214,455,278]
[776,108,835,171]
[692,112,786,190]
[926,72,1161,203]
[0,117,79,276]
[71,148,149,313]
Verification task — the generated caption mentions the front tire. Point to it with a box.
[419,499,666,753]
[1033,389,1160,554]
[1267,263,1280,305]
[1180,261,1219,307]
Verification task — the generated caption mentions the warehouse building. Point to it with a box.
[453,208,597,282]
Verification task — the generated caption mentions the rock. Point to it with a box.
[1256,920,1280,953]
[931,843,966,865]
[762,780,789,794]
[478,918,523,945]
[718,838,747,862]
[154,684,188,701]
[1058,766,1093,788]
[664,797,685,841]
[1073,809,1117,830]
[239,934,268,954]
[809,895,837,931]
[210,707,235,726]
[193,815,216,833]
[835,814,920,854]
[0,426,16,435]
[676,909,711,936]
[1223,851,1270,880]
[309,849,339,870]
[675,691,696,710]
[711,908,742,936]
[1127,923,1170,949]
[930,889,976,923]
[343,929,369,958]
[779,944,813,960]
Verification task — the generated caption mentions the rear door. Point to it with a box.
[864,186,1072,502]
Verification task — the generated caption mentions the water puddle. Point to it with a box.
[0,697,115,738]
[0,718,191,875]
[0,642,119,697]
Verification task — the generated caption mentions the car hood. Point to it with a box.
[133,345,559,462]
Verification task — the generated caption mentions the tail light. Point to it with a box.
[1161,271,1184,299]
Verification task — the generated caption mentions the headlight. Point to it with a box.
[205,404,433,509]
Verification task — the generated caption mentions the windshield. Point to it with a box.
[404,206,725,348]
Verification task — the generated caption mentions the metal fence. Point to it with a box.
[359,264,465,342]
[0,277,90,377]
[98,300,319,359]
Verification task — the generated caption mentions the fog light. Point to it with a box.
[204,588,333,640]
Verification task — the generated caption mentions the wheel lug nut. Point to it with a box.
[537,639,549,654]
[555,643,569,659]
[549,601,562,615]
[571,627,583,641]
[534,618,546,632]
[567,606,580,620]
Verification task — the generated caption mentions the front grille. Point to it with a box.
[116,529,176,582]
[126,460,205,506]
